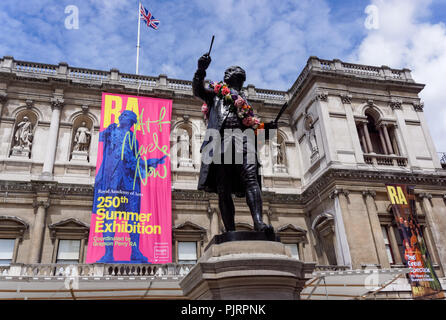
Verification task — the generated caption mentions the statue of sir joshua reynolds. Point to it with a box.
[192,53,276,233]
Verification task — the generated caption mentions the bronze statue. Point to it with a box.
[193,53,277,234]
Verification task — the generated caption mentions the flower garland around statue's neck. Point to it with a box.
[201,81,265,131]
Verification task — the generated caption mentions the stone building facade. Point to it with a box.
[0,55,445,299]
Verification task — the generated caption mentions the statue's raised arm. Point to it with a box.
[192,54,215,105]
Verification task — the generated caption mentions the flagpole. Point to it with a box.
[136,1,141,75]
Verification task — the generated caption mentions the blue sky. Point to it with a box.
[1,0,446,152]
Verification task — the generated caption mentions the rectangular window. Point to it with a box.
[284,243,300,260]
[381,226,394,264]
[0,239,15,266]
[178,241,197,264]
[56,240,80,264]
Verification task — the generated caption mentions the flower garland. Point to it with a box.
[201,81,264,131]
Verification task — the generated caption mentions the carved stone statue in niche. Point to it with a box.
[12,116,33,157]
[304,114,319,160]
[73,121,91,152]
[179,129,190,159]
[178,128,193,167]
[71,121,91,161]
[271,137,287,173]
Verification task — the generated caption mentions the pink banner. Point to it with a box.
[86,93,172,264]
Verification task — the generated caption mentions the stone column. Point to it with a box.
[359,125,369,153]
[29,195,50,263]
[419,193,446,273]
[362,190,390,268]
[378,126,388,154]
[382,124,394,154]
[329,189,352,267]
[41,95,64,178]
[362,122,373,153]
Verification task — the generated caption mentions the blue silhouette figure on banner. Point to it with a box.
[93,110,166,263]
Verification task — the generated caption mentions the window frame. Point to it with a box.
[173,221,206,264]
[0,238,16,266]
[0,216,29,265]
[277,224,308,262]
[48,218,89,264]
[177,241,198,265]
[55,239,82,264]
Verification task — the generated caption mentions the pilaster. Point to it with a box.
[362,190,390,268]
[418,193,446,273]
[29,195,50,264]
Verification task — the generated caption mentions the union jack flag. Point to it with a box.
[140,4,160,30]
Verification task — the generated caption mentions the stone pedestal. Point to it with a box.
[179,158,193,167]
[180,240,315,300]
[11,146,30,157]
[273,164,287,173]
[71,150,88,161]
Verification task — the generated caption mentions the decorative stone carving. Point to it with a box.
[25,99,33,109]
[12,116,33,157]
[389,99,402,110]
[413,102,424,112]
[51,96,64,110]
[32,198,50,209]
[315,91,328,101]
[329,188,350,199]
[81,105,89,114]
[362,190,377,199]
[418,192,432,200]
[340,94,352,104]
[0,92,8,104]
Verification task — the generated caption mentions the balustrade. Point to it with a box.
[0,263,193,278]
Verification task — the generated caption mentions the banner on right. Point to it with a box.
[385,184,444,299]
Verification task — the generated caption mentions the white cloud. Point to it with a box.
[354,0,446,152]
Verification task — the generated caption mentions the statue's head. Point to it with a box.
[23,116,29,121]
[119,110,137,129]
[81,121,86,126]
[224,66,246,90]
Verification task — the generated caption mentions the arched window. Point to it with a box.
[356,107,401,157]
[365,113,384,154]
[312,213,337,266]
